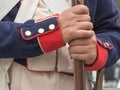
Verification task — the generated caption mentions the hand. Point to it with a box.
[68,31,97,65]
[58,5,93,42]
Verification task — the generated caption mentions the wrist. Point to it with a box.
[85,40,108,71]
[20,14,65,53]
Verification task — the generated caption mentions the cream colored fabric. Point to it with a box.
[0,59,13,90]
[43,0,70,14]
[0,0,19,20]
[57,44,74,73]
[15,0,39,23]
[32,0,53,19]
[27,52,56,71]
[9,62,74,90]
[9,62,92,90]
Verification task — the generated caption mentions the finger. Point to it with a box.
[75,21,93,30]
[69,53,96,65]
[69,38,91,46]
[69,53,88,61]
[69,35,96,46]
[73,30,94,39]
[70,5,89,14]
[76,14,91,22]
[69,45,91,54]
[69,53,94,61]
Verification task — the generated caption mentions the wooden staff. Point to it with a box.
[74,60,85,90]
[72,0,86,90]
[95,69,104,90]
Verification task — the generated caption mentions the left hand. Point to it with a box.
[68,31,97,65]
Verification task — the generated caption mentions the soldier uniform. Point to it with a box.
[0,0,120,90]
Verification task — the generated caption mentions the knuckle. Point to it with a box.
[86,22,93,29]
[89,53,96,61]
[85,15,91,21]
[80,5,89,13]
[85,54,93,61]
[69,53,74,58]
[72,54,79,59]
[91,33,97,43]
[61,10,71,19]
[69,29,74,35]
[92,38,97,44]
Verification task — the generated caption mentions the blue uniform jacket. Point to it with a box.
[0,0,120,68]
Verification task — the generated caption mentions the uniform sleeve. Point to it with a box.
[86,0,120,70]
[0,14,65,58]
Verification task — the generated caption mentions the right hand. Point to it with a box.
[58,5,93,43]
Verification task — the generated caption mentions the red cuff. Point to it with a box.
[37,26,65,53]
[85,41,108,71]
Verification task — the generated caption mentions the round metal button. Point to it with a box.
[104,42,109,47]
[38,28,45,33]
[25,30,32,36]
[49,24,55,30]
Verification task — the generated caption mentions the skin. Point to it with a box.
[59,5,97,65]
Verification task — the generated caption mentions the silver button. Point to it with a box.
[38,28,45,33]
[49,24,55,30]
[103,42,109,47]
[25,30,31,36]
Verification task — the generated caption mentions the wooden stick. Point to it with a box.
[95,69,104,90]
[74,60,85,90]
[72,0,85,90]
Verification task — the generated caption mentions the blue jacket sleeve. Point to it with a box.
[0,14,64,58]
[0,21,43,58]
[94,0,120,68]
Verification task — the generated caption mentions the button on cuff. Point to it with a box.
[97,39,113,49]
[20,14,59,40]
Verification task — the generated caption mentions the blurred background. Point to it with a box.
[115,0,120,23]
